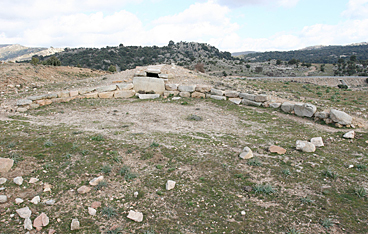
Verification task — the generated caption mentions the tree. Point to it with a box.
[168,40,175,47]
[350,55,357,62]
[276,59,282,65]
[108,65,117,73]
[43,56,61,66]
[30,56,39,66]
[194,62,205,73]
[288,58,299,65]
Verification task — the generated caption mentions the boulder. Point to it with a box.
[166,180,176,190]
[96,85,117,93]
[239,93,255,101]
[191,92,205,98]
[178,85,196,93]
[343,131,355,139]
[31,196,41,204]
[281,102,295,113]
[0,158,14,173]
[15,198,24,204]
[24,218,33,231]
[88,207,97,216]
[269,103,281,108]
[17,99,32,106]
[98,92,114,99]
[195,85,212,93]
[133,77,165,94]
[138,94,160,100]
[268,145,286,154]
[0,195,8,203]
[294,103,317,117]
[0,178,7,184]
[211,88,224,96]
[311,137,324,147]
[114,90,135,98]
[296,140,316,152]
[254,94,270,102]
[33,213,49,230]
[179,92,191,98]
[315,111,330,119]
[242,99,262,107]
[117,83,134,90]
[165,84,178,91]
[210,95,226,101]
[13,176,23,185]
[127,210,143,222]
[16,207,32,219]
[89,176,104,186]
[225,91,239,98]
[330,109,352,125]
[239,147,253,159]
[229,98,242,105]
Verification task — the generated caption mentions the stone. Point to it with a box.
[127,210,143,222]
[330,109,352,125]
[191,92,205,98]
[134,71,146,77]
[15,198,24,204]
[239,147,253,159]
[343,131,355,139]
[178,85,196,93]
[30,104,40,109]
[195,85,212,93]
[36,100,46,106]
[268,145,286,155]
[0,158,14,173]
[165,84,178,91]
[164,91,179,97]
[33,213,49,230]
[311,137,324,147]
[44,183,52,192]
[27,95,44,101]
[242,99,262,107]
[44,93,58,99]
[0,178,7,184]
[281,102,295,113]
[77,185,91,194]
[45,199,55,205]
[146,66,162,74]
[16,207,32,219]
[166,180,176,190]
[98,92,114,99]
[24,218,33,230]
[69,90,79,97]
[211,88,224,96]
[31,196,40,204]
[0,195,8,203]
[89,176,104,186]
[78,88,96,95]
[17,107,28,113]
[315,111,329,119]
[71,218,80,230]
[84,92,99,99]
[17,99,32,106]
[225,91,239,98]
[172,97,181,100]
[138,94,160,100]
[133,77,165,94]
[254,94,270,102]
[269,103,281,108]
[179,92,191,98]
[134,191,139,198]
[117,83,134,90]
[13,176,23,185]
[88,207,96,216]
[211,95,226,101]
[296,140,316,153]
[294,103,317,117]
[241,211,246,216]
[114,90,135,98]
[57,91,70,98]
[96,85,117,93]
[159,74,169,79]
[229,98,242,105]
[239,93,255,101]
[29,178,39,184]
[91,201,102,209]
[49,229,56,234]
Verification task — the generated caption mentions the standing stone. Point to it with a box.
[294,103,317,117]
[71,219,80,230]
[0,158,14,173]
[330,109,352,125]
[0,195,8,203]
[268,145,286,155]
[16,207,32,219]
[166,180,176,190]
[13,176,23,185]
[127,210,143,222]
[133,77,165,94]
[311,137,324,147]
[296,140,316,152]
[195,85,212,93]
[239,147,253,159]
[178,85,196,93]
[343,131,355,139]
[24,218,33,230]
[89,176,104,186]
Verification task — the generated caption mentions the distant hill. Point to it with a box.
[231,51,257,57]
[0,44,63,62]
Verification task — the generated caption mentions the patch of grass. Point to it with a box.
[95,181,108,191]
[320,218,333,229]
[286,228,301,234]
[91,134,105,141]
[300,196,314,205]
[247,157,262,167]
[156,165,163,169]
[282,169,291,176]
[101,206,117,219]
[119,166,138,182]
[8,152,23,164]
[167,168,176,173]
[106,227,123,234]
[187,114,203,121]
[253,184,276,195]
[7,142,16,148]
[101,165,112,174]
[44,140,54,147]
[322,169,338,180]
[354,187,366,198]
[156,191,163,195]
[150,142,159,147]
[81,149,89,156]
[64,153,72,159]
[356,164,367,171]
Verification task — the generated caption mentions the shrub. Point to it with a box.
[320,218,333,229]
[247,157,262,167]
[108,65,117,73]
[101,165,112,174]
[91,134,104,141]
[355,187,366,198]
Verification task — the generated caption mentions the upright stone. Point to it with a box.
[71,219,80,230]
[133,77,165,94]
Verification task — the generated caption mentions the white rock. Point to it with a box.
[45,199,55,205]
[178,85,196,93]
[0,158,14,173]
[24,218,33,230]
[0,178,7,184]
[127,210,143,222]
[166,180,176,191]
[89,176,104,186]
[133,77,165,94]
[134,191,139,198]
[16,207,32,219]
[229,98,242,105]
[239,147,253,159]
[13,176,23,185]
[138,94,160,100]
[31,196,41,205]
[241,211,246,216]
[88,207,96,216]
[28,178,39,184]
[211,88,224,96]
[269,103,281,108]
[210,95,226,101]
[311,137,324,147]
[294,103,317,117]
[330,109,352,125]
[172,97,181,100]
[343,131,355,139]
[15,198,24,204]
[0,195,8,203]
[281,102,295,113]
[71,219,80,230]
[296,140,316,153]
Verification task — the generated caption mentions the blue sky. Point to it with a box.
[0,0,367,52]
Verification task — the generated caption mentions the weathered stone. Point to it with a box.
[78,88,96,95]
[71,219,80,230]
[44,93,58,99]
[239,93,255,101]
[134,71,146,77]
[324,118,334,124]
[98,92,114,99]
[96,85,117,93]
[296,140,316,152]
[343,131,355,139]
[179,92,191,98]
[211,95,226,101]
[134,191,139,198]
[31,196,40,204]
[17,107,28,113]
[294,103,317,117]
[164,91,179,97]
[30,104,40,109]
[84,92,99,99]
[24,218,33,230]
[16,207,32,219]
[281,102,295,113]
[0,178,7,184]
[138,94,160,100]
[13,176,23,185]
[17,99,32,106]
[0,195,8,203]
[88,207,96,216]
[45,199,55,205]
[89,176,104,186]
[166,180,176,190]
[165,84,178,91]
[254,94,270,102]
[242,99,262,107]
[43,183,52,192]
[117,83,134,90]
[57,91,70,98]
[158,74,169,79]
[49,229,56,234]
[146,66,161,74]
[0,158,14,173]
[91,201,102,209]
[191,92,205,98]
[239,147,253,159]
[36,100,46,106]
[77,186,91,194]
[127,210,143,222]
[268,145,286,154]
[211,88,224,96]
[269,103,281,108]
[229,98,242,105]
[330,109,352,125]
[195,85,212,93]
[114,90,135,98]
[178,85,196,93]
[15,198,24,204]
[33,213,49,229]
[133,77,165,94]
[29,178,39,184]
[69,90,79,97]
[311,137,324,147]
[27,95,44,101]
[225,91,239,98]
[315,111,330,119]
[172,97,181,100]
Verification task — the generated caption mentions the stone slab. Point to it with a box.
[133,77,165,95]
[114,90,135,98]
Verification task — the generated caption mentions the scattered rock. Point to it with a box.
[16,207,32,219]
[296,140,316,153]
[343,131,355,139]
[127,210,143,222]
[268,145,286,155]
[239,147,253,159]
[71,218,80,230]
[243,186,253,192]
[43,183,52,192]
[187,114,202,121]
[0,158,14,173]
[269,103,281,108]
[330,109,352,125]
[311,137,324,147]
[294,103,317,117]
[31,196,40,204]
[48,229,56,234]
[77,185,92,194]
[89,176,104,186]
[229,98,242,105]
[0,178,7,184]
[13,176,23,185]
[28,178,39,184]
[91,201,102,209]
[33,213,49,230]
[24,218,33,230]
[166,180,176,190]
[88,207,97,216]
[0,195,7,203]
[15,198,24,204]
[134,191,139,198]
[241,211,246,216]
[45,199,55,205]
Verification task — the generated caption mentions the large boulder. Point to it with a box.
[294,103,317,117]
[296,140,316,152]
[281,102,295,113]
[211,88,224,96]
[133,77,165,95]
[242,99,262,107]
[330,109,352,125]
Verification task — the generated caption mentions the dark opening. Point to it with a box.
[146,72,159,78]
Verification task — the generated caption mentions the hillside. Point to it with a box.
[0,44,63,62]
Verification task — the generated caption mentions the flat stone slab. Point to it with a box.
[225,91,239,98]
[133,77,165,94]
[17,99,32,106]
[242,99,262,107]
[229,98,242,105]
[138,94,160,100]
[178,85,196,93]
[211,95,226,101]
[117,83,134,90]
[165,84,178,91]
[114,90,135,98]
[98,92,114,99]
[239,93,255,101]
[211,88,224,96]
[195,85,212,93]
[127,210,143,222]
[96,85,117,93]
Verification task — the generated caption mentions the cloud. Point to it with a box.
[342,0,368,19]
[215,0,300,8]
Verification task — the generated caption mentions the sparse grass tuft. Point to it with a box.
[320,218,333,229]
[356,164,367,171]
[95,181,108,191]
[286,228,301,234]
[119,165,138,182]
[91,134,105,141]
[247,157,262,167]
[101,165,112,174]
[44,140,54,147]
[322,169,338,180]
[253,184,276,195]
[105,226,123,234]
[282,169,291,176]
[354,187,366,198]
[101,206,117,219]
[150,142,159,147]
[300,196,314,205]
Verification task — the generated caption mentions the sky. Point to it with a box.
[0,0,368,52]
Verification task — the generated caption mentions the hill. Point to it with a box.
[0,44,63,62]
